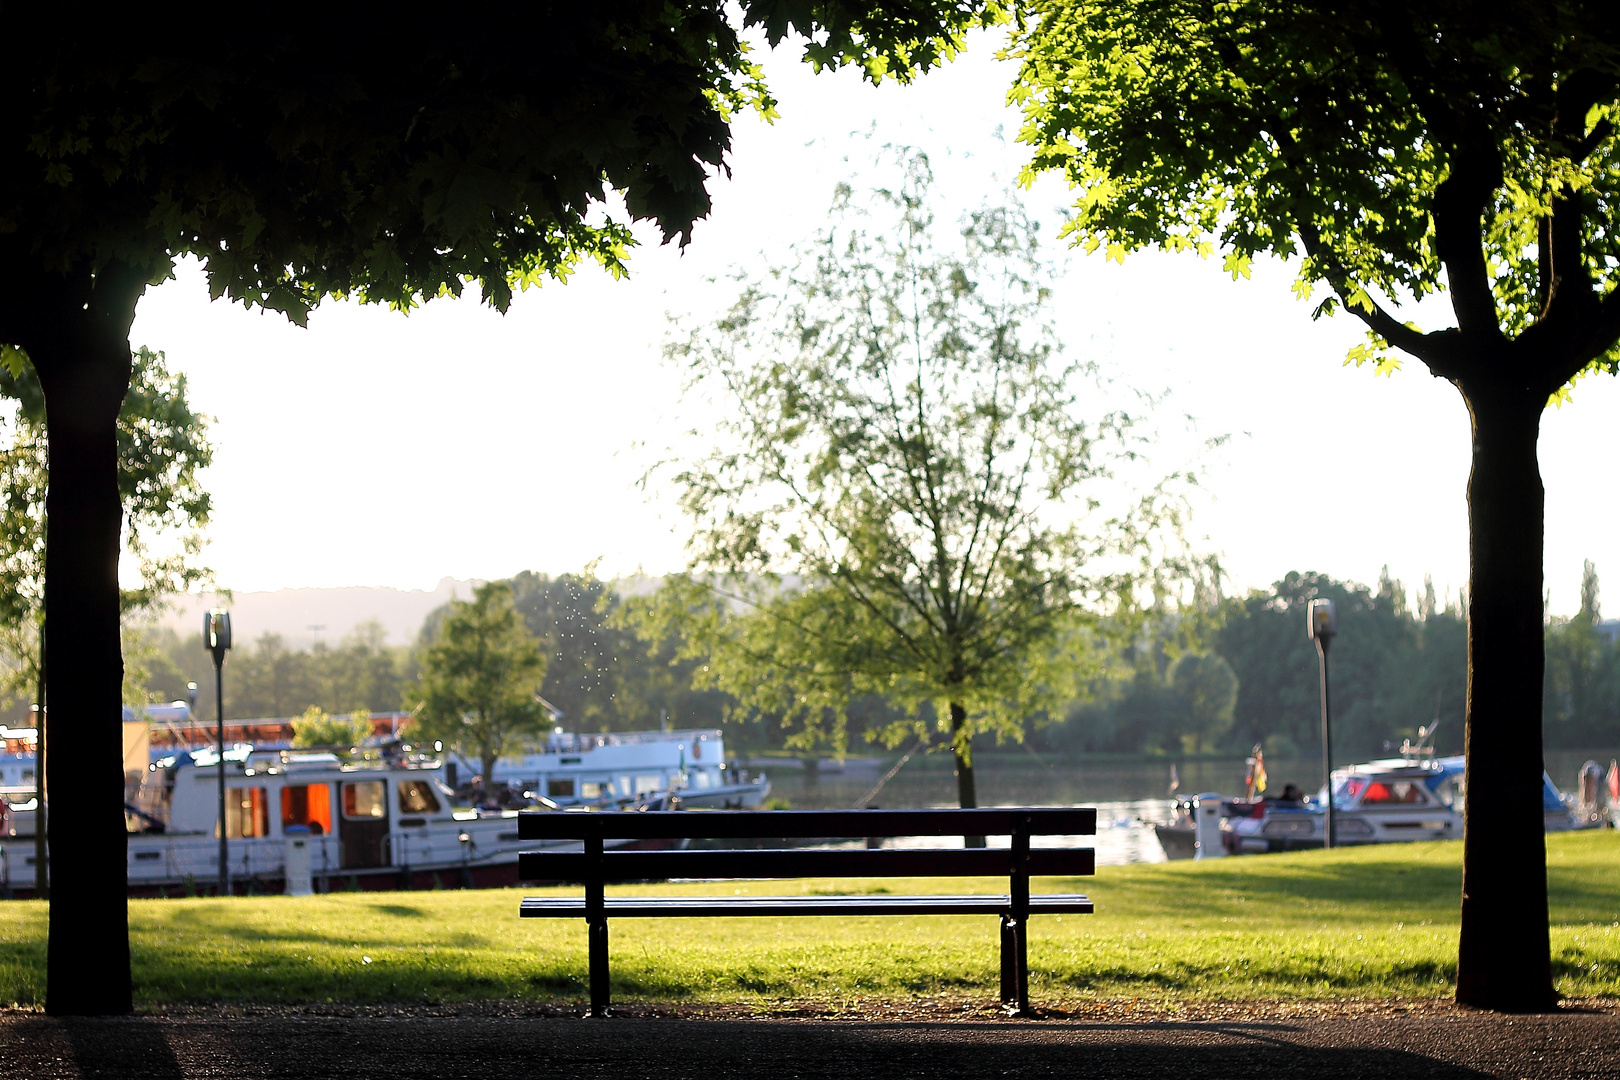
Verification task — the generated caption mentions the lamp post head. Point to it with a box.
[186,681,199,711]
[205,609,232,663]
[1307,598,1337,643]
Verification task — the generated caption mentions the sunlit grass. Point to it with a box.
[1,830,1615,1008]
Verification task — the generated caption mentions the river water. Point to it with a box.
[753,749,1618,867]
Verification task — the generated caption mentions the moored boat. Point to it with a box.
[0,743,665,899]
[488,728,770,810]
[1152,796,1197,860]
[1206,754,1597,856]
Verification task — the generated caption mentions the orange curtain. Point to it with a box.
[280,783,334,835]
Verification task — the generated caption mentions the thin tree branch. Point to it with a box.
[1294,218,1466,377]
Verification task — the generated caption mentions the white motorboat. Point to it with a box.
[1207,754,1594,857]
[488,728,771,810]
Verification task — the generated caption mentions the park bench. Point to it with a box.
[516,807,1096,1016]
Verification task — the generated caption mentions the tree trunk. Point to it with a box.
[948,701,984,847]
[11,263,144,1017]
[1454,382,1557,1012]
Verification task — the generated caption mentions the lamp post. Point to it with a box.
[206,610,232,895]
[1307,597,1337,849]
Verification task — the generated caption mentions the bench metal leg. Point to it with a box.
[999,915,1029,1015]
[588,917,611,1017]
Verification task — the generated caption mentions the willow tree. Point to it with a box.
[1009,0,1620,1009]
[2,7,999,1015]
[642,154,1198,830]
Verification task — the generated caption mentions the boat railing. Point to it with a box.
[540,729,723,753]
[1399,721,1441,761]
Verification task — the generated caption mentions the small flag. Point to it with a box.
[1169,764,1180,796]
[1253,748,1268,796]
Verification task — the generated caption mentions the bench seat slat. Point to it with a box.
[519,893,1094,918]
[517,808,1097,841]
[518,847,1094,882]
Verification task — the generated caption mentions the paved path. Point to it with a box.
[3,1008,1618,1079]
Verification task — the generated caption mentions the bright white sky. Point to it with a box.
[129,32,1620,618]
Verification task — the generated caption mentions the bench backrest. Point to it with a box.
[516,807,1097,841]
[517,808,1097,919]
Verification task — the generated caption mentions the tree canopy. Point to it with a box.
[637,153,1205,816]
[1010,1,1620,379]
[5,7,1005,318]
[289,707,373,752]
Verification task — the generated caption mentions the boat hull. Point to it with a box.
[1153,824,1196,860]
[0,825,687,899]
[675,779,772,810]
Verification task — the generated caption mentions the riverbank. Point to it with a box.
[757,748,1620,809]
[2,831,1615,1010]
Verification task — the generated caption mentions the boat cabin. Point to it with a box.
[491,728,742,805]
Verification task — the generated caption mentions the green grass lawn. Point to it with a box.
[2,831,1616,1009]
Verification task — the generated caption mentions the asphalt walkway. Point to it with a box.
[4,1004,1618,1080]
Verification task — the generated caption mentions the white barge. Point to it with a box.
[2,746,613,898]
[0,721,770,898]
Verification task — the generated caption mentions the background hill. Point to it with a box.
[156,579,484,648]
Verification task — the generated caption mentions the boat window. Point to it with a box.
[634,774,664,796]
[397,778,442,814]
[224,786,270,839]
[691,771,711,789]
[342,780,387,819]
[281,783,333,835]
[1331,776,1374,808]
[581,781,605,800]
[1360,780,1427,805]
[546,779,575,799]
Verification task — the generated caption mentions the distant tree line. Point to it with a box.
[131,562,1617,760]
[142,621,410,721]
[1042,569,1469,761]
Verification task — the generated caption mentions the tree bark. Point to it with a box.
[10,263,144,1017]
[1454,381,1558,1012]
[948,701,984,847]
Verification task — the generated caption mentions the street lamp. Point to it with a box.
[1307,597,1337,849]
[186,682,199,753]
[206,610,232,895]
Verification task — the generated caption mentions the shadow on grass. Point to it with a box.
[130,903,482,951]
[1076,852,1465,923]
